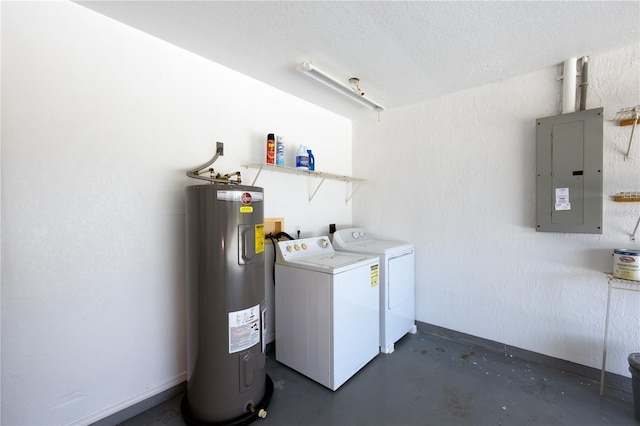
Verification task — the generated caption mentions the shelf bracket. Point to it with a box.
[309,177,326,202]
[616,105,640,159]
[624,111,639,160]
[346,181,364,204]
[251,163,265,186]
[631,215,640,241]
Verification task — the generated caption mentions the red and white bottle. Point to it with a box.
[266,133,275,164]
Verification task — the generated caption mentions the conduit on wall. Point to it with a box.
[562,57,578,114]
[579,56,589,111]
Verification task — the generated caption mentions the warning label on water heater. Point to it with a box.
[255,224,264,254]
[228,304,261,354]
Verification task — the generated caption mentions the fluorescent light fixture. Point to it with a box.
[298,61,385,111]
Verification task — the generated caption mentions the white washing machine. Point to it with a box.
[332,227,416,354]
[274,236,380,391]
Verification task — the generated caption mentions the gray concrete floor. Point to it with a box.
[118,331,637,425]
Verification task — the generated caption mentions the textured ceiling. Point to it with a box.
[76,1,640,119]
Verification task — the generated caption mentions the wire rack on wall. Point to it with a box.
[613,192,640,241]
[612,189,640,239]
[614,105,640,160]
[613,105,640,239]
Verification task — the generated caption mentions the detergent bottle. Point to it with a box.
[307,149,315,171]
[296,145,309,169]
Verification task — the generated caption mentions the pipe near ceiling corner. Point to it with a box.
[580,56,589,111]
[562,57,578,114]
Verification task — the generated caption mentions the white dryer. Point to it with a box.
[332,228,416,354]
[274,236,380,391]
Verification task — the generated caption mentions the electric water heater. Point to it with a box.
[182,184,272,425]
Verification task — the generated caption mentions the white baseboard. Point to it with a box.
[65,371,187,426]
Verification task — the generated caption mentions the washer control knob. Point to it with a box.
[286,245,293,252]
[352,231,359,239]
[294,244,300,251]
[319,239,329,248]
[301,243,308,250]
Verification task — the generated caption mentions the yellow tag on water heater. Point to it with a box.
[240,206,253,213]
[255,224,264,254]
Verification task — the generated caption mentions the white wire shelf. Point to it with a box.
[242,162,368,202]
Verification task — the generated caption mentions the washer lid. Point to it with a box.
[332,228,413,254]
[284,252,378,274]
[336,239,414,255]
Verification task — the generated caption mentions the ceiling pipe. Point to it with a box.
[579,56,589,111]
[562,58,577,114]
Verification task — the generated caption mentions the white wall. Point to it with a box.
[3,1,638,424]
[0,2,3,422]
[353,43,640,377]
[1,2,352,425]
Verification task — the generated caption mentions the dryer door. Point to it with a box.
[388,250,415,309]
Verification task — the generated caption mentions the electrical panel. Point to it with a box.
[536,108,603,234]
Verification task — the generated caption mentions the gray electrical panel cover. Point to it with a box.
[536,108,603,234]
